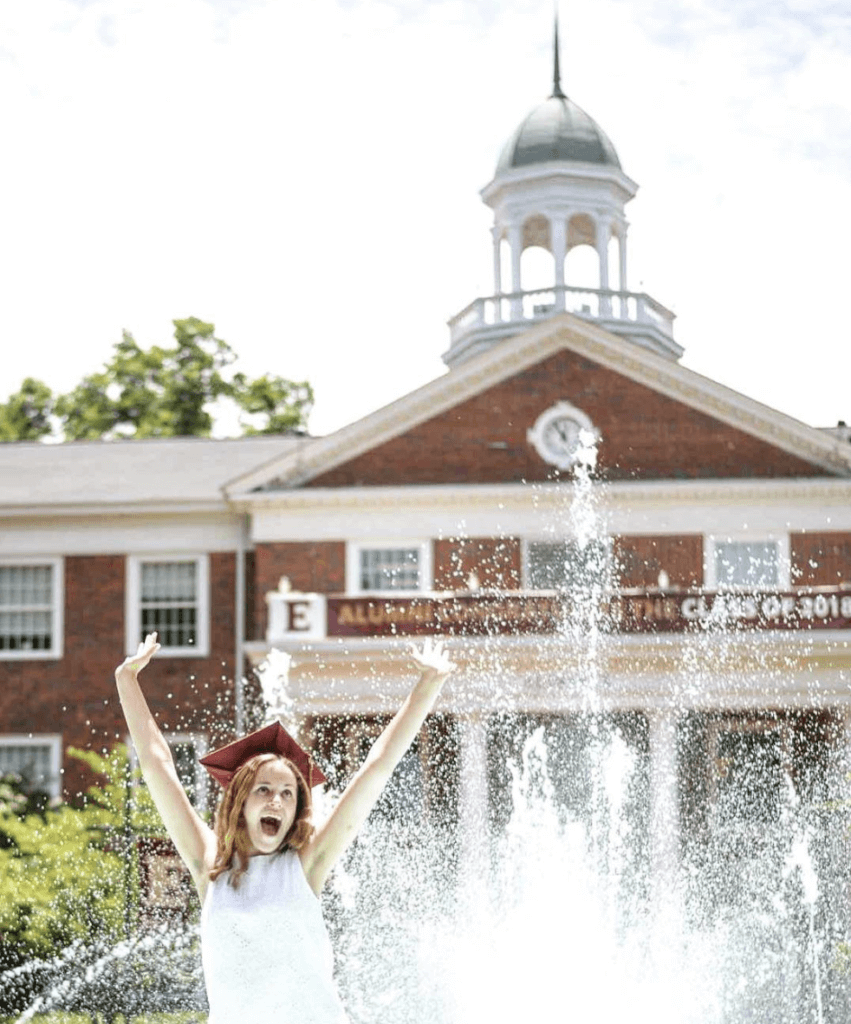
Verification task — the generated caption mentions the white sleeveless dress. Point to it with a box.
[201,849,350,1024]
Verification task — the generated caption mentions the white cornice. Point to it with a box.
[0,500,232,519]
[244,632,851,715]
[480,161,639,207]
[225,316,851,496]
[231,476,851,514]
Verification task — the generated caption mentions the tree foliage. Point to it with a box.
[0,317,313,442]
[0,377,54,442]
[0,748,158,970]
[233,372,314,436]
[0,748,203,1017]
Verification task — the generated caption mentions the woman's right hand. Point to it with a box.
[115,631,161,680]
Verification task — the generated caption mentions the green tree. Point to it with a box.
[0,748,201,1017]
[0,747,160,970]
[0,377,54,441]
[1,316,314,442]
[233,372,314,435]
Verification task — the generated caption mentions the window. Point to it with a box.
[347,543,431,594]
[126,555,209,656]
[0,735,62,796]
[129,732,209,811]
[707,537,788,590]
[168,734,209,810]
[0,559,63,659]
[525,539,612,590]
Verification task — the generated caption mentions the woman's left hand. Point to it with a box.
[409,637,456,679]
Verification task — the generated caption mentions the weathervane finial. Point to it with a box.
[552,8,566,99]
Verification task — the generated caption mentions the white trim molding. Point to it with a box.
[346,540,433,595]
[0,557,64,661]
[223,314,851,496]
[0,733,63,796]
[125,553,210,658]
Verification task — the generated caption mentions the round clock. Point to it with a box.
[527,401,598,470]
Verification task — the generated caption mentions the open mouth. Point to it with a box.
[260,815,281,837]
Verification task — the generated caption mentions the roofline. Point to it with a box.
[229,476,851,514]
[0,434,301,451]
[224,313,851,496]
[0,500,233,518]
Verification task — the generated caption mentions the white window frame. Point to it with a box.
[128,731,209,810]
[522,537,613,591]
[0,734,62,797]
[125,554,210,657]
[0,557,64,661]
[346,541,432,595]
[705,535,790,591]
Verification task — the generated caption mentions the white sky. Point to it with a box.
[1,0,849,437]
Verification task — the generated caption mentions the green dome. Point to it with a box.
[496,95,621,174]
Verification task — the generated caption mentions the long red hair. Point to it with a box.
[209,753,315,888]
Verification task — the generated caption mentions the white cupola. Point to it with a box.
[445,21,681,368]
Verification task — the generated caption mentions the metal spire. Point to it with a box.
[551,10,566,99]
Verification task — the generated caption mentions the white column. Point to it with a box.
[491,226,503,316]
[596,216,612,316]
[458,712,490,897]
[648,709,680,905]
[836,713,851,881]
[507,223,523,320]
[618,223,629,293]
[551,215,567,311]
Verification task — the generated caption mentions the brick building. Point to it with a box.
[2,39,851,910]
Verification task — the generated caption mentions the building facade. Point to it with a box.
[2,41,851,979]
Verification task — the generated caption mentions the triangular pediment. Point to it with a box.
[225,314,851,496]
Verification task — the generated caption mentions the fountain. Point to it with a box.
[3,439,850,1023]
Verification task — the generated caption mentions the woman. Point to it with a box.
[115,631,455,1023]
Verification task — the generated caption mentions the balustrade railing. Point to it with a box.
[447,285,675,346]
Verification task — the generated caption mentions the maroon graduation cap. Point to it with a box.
[199,721,327,789]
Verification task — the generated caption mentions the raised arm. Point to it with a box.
[114,632,216,898]
[301,638,455,894]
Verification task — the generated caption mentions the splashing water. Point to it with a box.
[5,435,850,1022]
[5,924,204,1022]
[256,646,298,728]
[319,433,848,1023]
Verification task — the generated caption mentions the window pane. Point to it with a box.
[141,562,197,602]
[0,566,54,650]
[141,605,197,649]
[139,561,198,647]
[715,542,778,588]
[528,540,609,590]
[0,743,54,792]
[359,548,421,591]
[0,565,52,606]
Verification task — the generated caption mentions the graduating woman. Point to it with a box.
[115,631,455,1023]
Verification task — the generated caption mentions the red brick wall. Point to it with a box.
[305,350,828,486]
[244,549,257,642]
[434,537,522,591]
[253,541,346,639]
[0,553,237,801]
[614,535,704,589]
[791,532,851,588]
